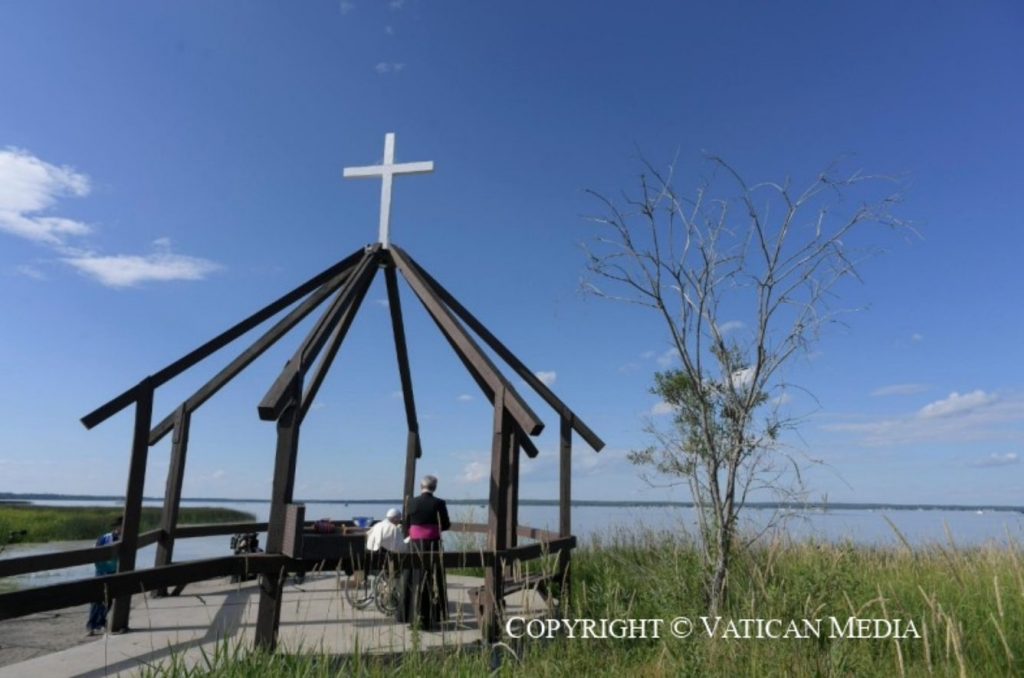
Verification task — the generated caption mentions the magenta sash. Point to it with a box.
[408,524,441,541]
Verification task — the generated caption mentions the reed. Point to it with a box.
[140,526,1023,677]
[0,505,255,544]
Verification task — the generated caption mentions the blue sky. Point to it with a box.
[0,2,1021,505]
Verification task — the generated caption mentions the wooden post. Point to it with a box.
[255,376,302,651]
[506,431,520,550]
[109,379,154,633]
[403,430,419,514]
[557,414,573,612]
[484,387,511,641]
[385,261,422,512]
[153,404,191,595]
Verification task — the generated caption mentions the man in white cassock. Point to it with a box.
[366,508,407,553]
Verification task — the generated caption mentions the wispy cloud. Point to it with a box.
[388,0,404,9]
[823,390,1024,446]
[651,401,674,416]
[534,370,557,386]
[459,460,487,484]
[456,394,473,402]
[375,62,405,74]
[15,263,47,280]
[64,247,221,288]
[656,347,679,368]
[871,383,928,397]
[969,452,1019,468]
[919,390,997,419]
[339,0,355,14]
[0,147,92,245]
[374,297,390,308]
[911,333,924,343]
[718,320,745,335]
[385,25,394,35]
[0,149,222,288]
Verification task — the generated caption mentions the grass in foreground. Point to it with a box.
[140,528,1023,677]
[0,505,256,544]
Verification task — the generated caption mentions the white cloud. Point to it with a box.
[730,367,755,391]
[640,350,656,360]
[772,392,792,406]
[15,263,47,280]
[822,391,1024,447]
[459,460,487,484]
[0,148,92,245]
[339,0,355,14]
[457,394,473,402]
[970,452,1019,468]
[718,320,745,335]
[651,401,674,416]
[0,149,222,288]
[385,25,394,35]
[656,347,679,368]
[374,297,390,308]
[535,370,557,386]
[871,383,928,397]
[375,62,405,74]
[918,390,997,419]
[390,390,404,399]
[911,333,924,343]
[388,0,404,9]
[64,251,221,288]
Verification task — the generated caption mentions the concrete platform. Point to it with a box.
[0,572,551,677]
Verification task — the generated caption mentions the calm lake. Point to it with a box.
[4,499,1023,590]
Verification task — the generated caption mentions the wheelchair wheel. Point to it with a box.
[373,571,400,615]
[344,571,374,609]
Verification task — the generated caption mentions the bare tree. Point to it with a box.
[583,155,908,614]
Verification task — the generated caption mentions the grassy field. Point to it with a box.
[0,504,256,544]
[140,528,1023,677]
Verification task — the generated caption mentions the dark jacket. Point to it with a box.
[403,492,451,535]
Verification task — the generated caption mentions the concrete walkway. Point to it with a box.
[0,573,550,677]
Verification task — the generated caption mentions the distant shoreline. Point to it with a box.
[1,493,1021,515]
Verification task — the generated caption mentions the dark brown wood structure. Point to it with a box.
[0,242,604,649]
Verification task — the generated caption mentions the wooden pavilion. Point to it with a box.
[0,134,603,649]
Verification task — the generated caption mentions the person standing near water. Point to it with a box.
[87,516,121,635]
[397,475,451,630]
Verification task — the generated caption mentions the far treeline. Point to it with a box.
[1,493,1022,514]
[0,505,256,544]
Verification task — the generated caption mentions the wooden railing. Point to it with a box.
[0,520,574,622]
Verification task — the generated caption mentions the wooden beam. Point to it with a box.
[506,431,520,550]
[0,557,246,622]
[483,388,511,641]
[255,376,302,651]
[173,521,269,539]
[402,430,419,513]
[110,381,154,633]
[399,249,605,452]
[0,542,119,579]
[390,246,544,437]
[82,249,367,430]
[298,256,377,422]
[148,258,361,445]
[385,264,420,445]
[259,248,380,422]
[153,404,191,595]
[558,413,573,612]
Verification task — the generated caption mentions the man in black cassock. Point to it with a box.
[397,474,451,629]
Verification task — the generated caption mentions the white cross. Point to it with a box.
[343,132,434,249]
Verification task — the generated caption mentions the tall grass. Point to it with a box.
[0,505,255,544]
[141,528,1023,676]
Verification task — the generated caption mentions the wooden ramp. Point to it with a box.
[0,573,549,678]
